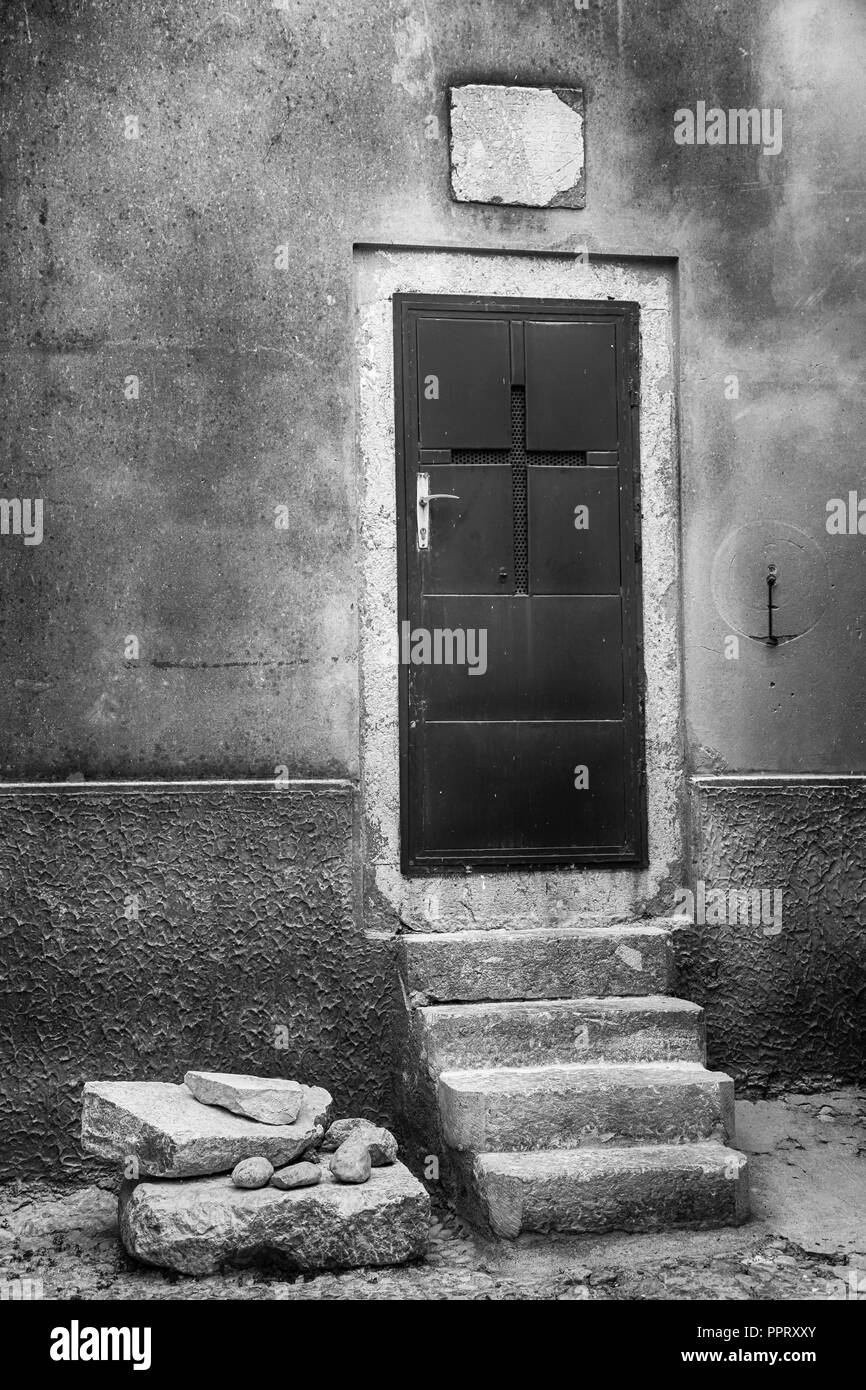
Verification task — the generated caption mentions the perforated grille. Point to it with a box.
[451,448,510,466]
[526,449,586,465]
[450,388,586,596]
[511,388,529,594]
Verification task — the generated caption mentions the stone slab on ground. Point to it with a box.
[119,1160,430,1274]
[82,1081,331,1178]
[184,1072,304,1125]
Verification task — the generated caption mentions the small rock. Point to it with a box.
[185,1071,304,1125]
[270,1162,321,1190]
[232,1157,274,1189]
[331,1136,372,1184]
[322,1119,398,1165]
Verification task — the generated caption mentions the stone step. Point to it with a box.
[400,923,674,1003]
[474,1142,750,1237]
[438,1062,734,1152]
[419,996,705,1072]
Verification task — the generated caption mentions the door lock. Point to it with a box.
[416,472,459,550]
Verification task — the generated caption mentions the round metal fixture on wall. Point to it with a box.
[710,522,829,645]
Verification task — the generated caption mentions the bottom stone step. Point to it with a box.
[475,1142,750,1237]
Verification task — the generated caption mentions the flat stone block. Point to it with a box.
[419,995,705,1072]
[475,1143,750,1237]
[400,925,673,1003]
[82,1080,332,1177]
[449,84,585,209]
[438,1063,735,1152]
[119,1160,430,1275]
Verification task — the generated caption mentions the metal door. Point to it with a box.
[394,294,646,871]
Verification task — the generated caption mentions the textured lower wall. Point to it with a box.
[0,781,395,1180]
[673,777,866,1094]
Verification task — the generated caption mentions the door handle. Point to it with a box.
[416,472,459,550]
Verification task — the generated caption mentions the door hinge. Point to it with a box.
[628,313,641,409]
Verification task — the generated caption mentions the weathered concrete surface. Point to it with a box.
[675,777,866,1092]
[438,1063,735,1152]
[475,1142,750,1238]
[82,1081,332,1177]
[1,0,863,785]
[400,926,673,1002]
[736,1089,866,1262]
[449,85,585,208]
[185,1072,304,1126]
[419,996,705,1072]
[0,782,396,1180]
[119,1161,430,1275]
[3,1093,864,1299]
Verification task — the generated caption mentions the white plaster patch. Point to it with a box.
[354,248,681,931]
[614,944,643,971]
[450,85,585,208]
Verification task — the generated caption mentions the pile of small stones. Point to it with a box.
[232,1116,399,1192]
[180,1071,399,1190]
[80,1070,428,1275]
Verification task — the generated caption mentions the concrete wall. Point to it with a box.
[675,777,866,1095]
[0,782,394,1180]
[4,1,864,780]
[1,0,865,1173]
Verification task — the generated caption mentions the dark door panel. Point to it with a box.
[528,466,622,595]
[417,317,511,448]
[525,320,618,451]
[419,722,627,858]
[395,295,646,871]
[517,597,624,719]
[416,595,623,721]
[420,465,514,596]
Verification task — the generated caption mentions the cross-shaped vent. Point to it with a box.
[452,386,585,594]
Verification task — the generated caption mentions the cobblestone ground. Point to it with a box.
[2,1092,864,1301]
